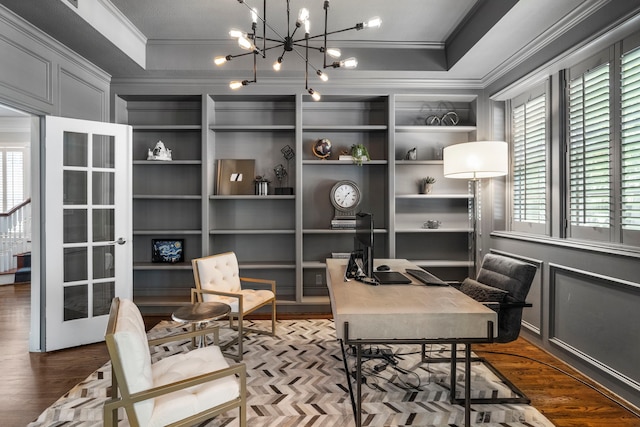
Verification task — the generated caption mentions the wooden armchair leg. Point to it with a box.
[236,313,244,362]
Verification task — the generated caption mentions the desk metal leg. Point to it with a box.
[450,343,457,402]
[339,340,357,423]
[450,343,471,427]
[465,344,472,427]
[356,343,362,427]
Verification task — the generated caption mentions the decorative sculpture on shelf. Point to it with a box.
[405,147,417,160]
[275,145,295,195]
[147,140,172,161]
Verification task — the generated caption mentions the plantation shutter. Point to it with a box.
[568,62,611,239]
[512,94,547,228]
[0,148,25,212]
[621,46,640,233]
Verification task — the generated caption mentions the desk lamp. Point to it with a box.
[443,141,508,270]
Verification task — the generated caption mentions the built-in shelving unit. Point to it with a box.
[392,94,477,281]
[116,92,479,313]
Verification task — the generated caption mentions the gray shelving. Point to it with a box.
[116,92,478,312]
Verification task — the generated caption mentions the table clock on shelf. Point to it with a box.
[330,180,361,229]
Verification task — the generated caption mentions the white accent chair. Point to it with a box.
[192,251,277,362]
[104,297,246,427]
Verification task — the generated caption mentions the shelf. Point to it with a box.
[302,261,327,268]
[210,195,295,200]
[303,125,388,131]
[396,228,472,233]
[302,160,388,165]
[134,262,193,270]
[395,125,476,133]
[133,125,202,131]
[395,193,472,199]
[133,195,201,200]
[134,229,202,235]
[133,160,202,165]
[238,262,296,269]
[395,160,443,165]
[303,228,388,234]
[210,125,295,131]
[211,229,295,235]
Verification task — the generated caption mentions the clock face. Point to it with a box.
[331,180,361,212]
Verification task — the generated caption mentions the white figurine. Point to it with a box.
[147,140,172,161]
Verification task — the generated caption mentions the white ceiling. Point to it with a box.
[0,0,602,83]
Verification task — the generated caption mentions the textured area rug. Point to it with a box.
[29,319,554,427]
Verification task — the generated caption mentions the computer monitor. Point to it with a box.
[355,212,374,278]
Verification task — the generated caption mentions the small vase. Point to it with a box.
[419,183,433,194]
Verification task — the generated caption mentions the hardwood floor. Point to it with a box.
[1,283,639,426]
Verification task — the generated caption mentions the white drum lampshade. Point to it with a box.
[443,141,508,179]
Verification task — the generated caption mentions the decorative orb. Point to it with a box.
[312,138,332,159]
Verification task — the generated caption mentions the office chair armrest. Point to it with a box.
[482,300,532,313]
[240,277,276,294]
[500,301,533,309]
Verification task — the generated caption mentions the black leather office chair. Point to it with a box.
[445,253,537,405]
[459,253,537,343]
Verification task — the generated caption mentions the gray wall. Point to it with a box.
[479,2,640,409]
[0,5,110,119]
[0,5,111,352]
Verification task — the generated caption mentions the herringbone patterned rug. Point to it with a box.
[29,319,554,426]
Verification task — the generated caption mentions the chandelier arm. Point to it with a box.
[324,1,328,68]
[255,36,285,44]
[305,34,309,89]
[305,25,361,42]
[289,45,321,74]
[292,43,323,52]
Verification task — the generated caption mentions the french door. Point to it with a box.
[44,116,132,351]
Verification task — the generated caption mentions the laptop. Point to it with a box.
[373,271,412,285]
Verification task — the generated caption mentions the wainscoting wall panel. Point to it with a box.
[0,4,109,119]
[58,67,107,121]
[549,264,640,391]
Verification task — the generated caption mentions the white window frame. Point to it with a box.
[0,145,27,212]
[565,36,640,247]
[509,82,549,235]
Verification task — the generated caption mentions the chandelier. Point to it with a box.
[214,0,381,101]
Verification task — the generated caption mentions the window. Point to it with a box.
[510,85,548,234]
[621,46,640,234]
[0,147,26,212]
[568,62,611,240]
[565,41,640,246]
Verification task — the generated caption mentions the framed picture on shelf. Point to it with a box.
[151,239,185,263]
[216,159,255,195]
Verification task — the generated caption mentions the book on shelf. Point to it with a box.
[331,219,356,229]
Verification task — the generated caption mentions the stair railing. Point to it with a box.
[0,198,31,272]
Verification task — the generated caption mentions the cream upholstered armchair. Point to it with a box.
[191,251,276,362]
[104,297,246,427]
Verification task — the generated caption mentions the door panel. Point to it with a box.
[44,116,131,351]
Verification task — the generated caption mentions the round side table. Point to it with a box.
[172,302,231,348]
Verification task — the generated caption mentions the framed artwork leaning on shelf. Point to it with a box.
[216,159,255,195]
[152,239,185,263]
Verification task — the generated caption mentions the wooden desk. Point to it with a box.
[326,258,497,427]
